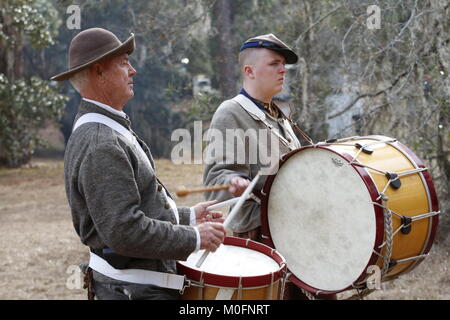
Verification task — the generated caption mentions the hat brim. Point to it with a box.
[50,34,135,81]
[269,47,298,64]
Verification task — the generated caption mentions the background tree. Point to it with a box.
[0,0,67,167]
[209,0,236,99]
[288,0,449,238]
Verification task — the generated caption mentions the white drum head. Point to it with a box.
[181,244,280,277]
[267,148,376,291]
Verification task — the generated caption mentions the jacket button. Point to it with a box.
[164,203,171,209]
[157,185,162,191]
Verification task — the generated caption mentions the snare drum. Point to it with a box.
[177,236,286,300]
[260,135,439,295]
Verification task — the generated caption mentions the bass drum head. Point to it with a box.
[266,147,377,292]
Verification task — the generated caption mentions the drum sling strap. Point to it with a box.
[232,94,313,149]
[231,94,313,205]
[72,113,187,297]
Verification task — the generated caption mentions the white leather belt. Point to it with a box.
[89,252,186,291]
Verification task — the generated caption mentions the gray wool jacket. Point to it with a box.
[203,95,300,233]
[64,100,197,277]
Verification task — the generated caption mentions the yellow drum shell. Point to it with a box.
[181,280,281,300]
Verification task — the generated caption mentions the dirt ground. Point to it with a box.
[0,157,448,300]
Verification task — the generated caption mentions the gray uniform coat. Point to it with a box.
[64,100,197,278]
[203,95,300,233]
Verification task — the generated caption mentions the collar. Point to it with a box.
[239,88,280,118]
[82,98,127,118]
[79,99,131,130]
[239,88,266,112]
[232,94,302,149]
[232,94,266,121]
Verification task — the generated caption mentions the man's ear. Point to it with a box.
[243,65,254,79]
[89,63,104,78]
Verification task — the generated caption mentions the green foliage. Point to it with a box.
[0,0,66,167]
[0,74,67,167]
[186,92,222,123]
[0,0,56,48]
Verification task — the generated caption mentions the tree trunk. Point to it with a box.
[0,11,24,80]
[211,0,236,99]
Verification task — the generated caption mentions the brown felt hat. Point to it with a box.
[51,28,135,81]
[240,33,298,64]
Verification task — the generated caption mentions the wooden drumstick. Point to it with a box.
[176,185,229,197]
[206,197,240,210]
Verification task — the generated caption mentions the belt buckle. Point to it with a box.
[179,277,191,295]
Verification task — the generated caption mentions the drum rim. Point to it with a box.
[357,136,440,278]
[387,138,440,264]
[260,141,386,294]
[177,236,286,288]
[364,135,440,265]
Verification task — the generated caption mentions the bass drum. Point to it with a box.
[260,135,439,295]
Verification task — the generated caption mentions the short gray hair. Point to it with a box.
[238,48,259,70]
[69,68,90,93]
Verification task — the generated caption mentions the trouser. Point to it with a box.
[92,278,180,300]
[80,263,180,300]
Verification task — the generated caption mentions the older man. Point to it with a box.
[52,28,225,300]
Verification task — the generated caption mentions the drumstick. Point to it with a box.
[195,172,262,268]
[206,197,240,210]
[176,185,229,197]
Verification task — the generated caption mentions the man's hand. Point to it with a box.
[193,200,226,252]
[197,222,226,252]
[228,176,251,197]
[193,200,224,224]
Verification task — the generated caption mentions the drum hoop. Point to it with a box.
[260,140,386,294]
[331,135,439,265]
[363,136,440,277]
[177,236,286,288]
[358,136,439,278]
[288,273,340,296]
[385,139,440,274]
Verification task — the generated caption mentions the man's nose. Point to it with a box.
[280,65,287,73]
[129,64,137,76]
